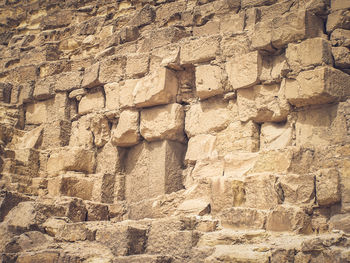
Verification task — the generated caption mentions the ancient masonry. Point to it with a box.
[0,0,350,262]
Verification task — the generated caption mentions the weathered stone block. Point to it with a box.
[126,54,149,78]
[111,109,140,147]
[219,12,245,34]
[278,174,314,204]
[286,38,333,73]
[241,0,276,8]
[99,55,126,84]
[133,68,178,108]
[128,4,155,28]
[326,10,350,33]
[185,99,234,137]
[78,90,105,115]
[215,121,260,155]
[85,201,109,221]
[125,140,185,203]
[266,205,312,233]
[331,28,350,47]
[104,82,119,111]
[25,100,51,125]
[90,114,110,148]
[96,141,123,175]
[120,79,137,109]
[244,173,280,209]
[81,62,101,89]
[219,207,267,229]
[54,71,82,92]
[260,53,288,84]
[180,36,220,64]
[47,147,96,176]
[69,114,93,148]
[33,76,55,100]
[56,222,87,242]
[316,168,341,206]
[331,0,350,11]
[332,46,350,68]
[285,66,350,107]
[41,120,71,149]
[195,65,224,100]
[260,122,292,150]
[237,84,290,122]
[185,134,217,164]
[226,51,262,90]
[140,103,184,142]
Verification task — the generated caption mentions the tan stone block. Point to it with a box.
[133,68,178,108]
[96,141,124,175]
[285,67,350,107]
[260,53,289,84]
[47,147,96,176]
[180,36,220,64]
[78,90,105,115]
[295,103,349,147]
[340,159,350,212]
[260,122,292,151]
[332,46,350,68]
[226,51,262,90]
[278,174,314,204]
[81,62,101,89]
[140,103,184,142]
[56,222,87,242]
[176,198,210,216]
[41,120,71,149]
[193,21,221,37]
[329,214,350,233]
[286,38,333,73]
[15,126,43,149]
[316,168,341,206]
[104,82,120,111]
[241,0,276,8]
[120,79,137,109]
[244,173,281,209]
[185,99,234,137]
[252,10,323,51]
[215,121,260,155]
[124,140,185,203]
[69,115,93,148]
[126,54,149,78]
[54,71,83,92]
[99,55,126,84]
[219,207,268,229]
[223,152,259,177]
[85,201,109,221]
[266,205,312,234]
[33,76,55,100]
[237,84,290,122]
[111,109,140,147]
[219,12,245,34]
[326,10,350,33]
[90,114,110,148]
[331,0,350,11]
[25,99,51,125]
[185,134,217,164]
[330,29,350,47]
[195,64,224,100]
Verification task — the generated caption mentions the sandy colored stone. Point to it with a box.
[237,84,290,122]
[260,122,292,151]
[120,79,138,109]
[226,51,262,90]
[260,53,289,84]
[326,9,350,33]
[185,134,217,164]
[25,100,51,125]
[79,90,105,115]
[82,62,101,89]
[104,82,120,111]
[99,55,125,84]
[180,36,220,64]
[285,66,350,107]
[219,207,268,229]
[286,38,333,73]
[126,53,149,78]
[47,147,96,176]
[133,67,178,108]
[195,64,224,100]
[332,46,350,68]
[111,109,140,147]
[69,115,93,148]
[330,28,350,47]
[90,114,110,148]
[140,103,184,142]
[316,168,341,206]
[96,141,123,175]
[278,174,314,204]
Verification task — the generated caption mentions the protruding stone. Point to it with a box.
[111,109,140,147]
[79,90,105,115]
[278,174,315,204]
[81,63,101,89]
[133,68,178,108]
[140,103,184,142]
[316,168,341,206]
[185,134,217,164]
[180,36,220,64]
[195,64,224,100]
[260,122,292,150]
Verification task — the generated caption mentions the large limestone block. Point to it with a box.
[316,168,341,206]
[41,120,71,149]
[219,207,268,229]
[286,38,333,73]
[195,64,224,100]
[340,159,350,212]
[331,0,350,11]
[47,147,96,176]
[331,28,350,47]
[140,103,184,142]
[226,51,262,90]
[237,84,290,123]
[295,102,349,147]
[69,115,93,148]
[99,55,126,84]
[96,141,123,175]
[185,99,234,137]
[133,68,178,108]
[266,205,312,234]
[90,114,110,148]
[326,9,350,33]
[185,134,217,164]
[244,173,280,209]
[260,53,289,84]
[25,100,51,125]
[54,71,83,92]
[126,53,149,78]
[332,46,350,68]
[215,121,260,155]
[81,62,101,89]
[260,122,292,151]
[78,90,105,115]
[124,140,185,203]
[111,109,140,147]
[278,174,315,204]
[252,10,323,51]
[120,79,138,109]
[104,82,120,111]
[180,36,220,64]
[285,66,350,107]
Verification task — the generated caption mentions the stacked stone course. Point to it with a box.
[1,0,350,262]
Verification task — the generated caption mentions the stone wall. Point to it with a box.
[1,0,350,262]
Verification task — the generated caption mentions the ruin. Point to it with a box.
[1,0,350,262]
